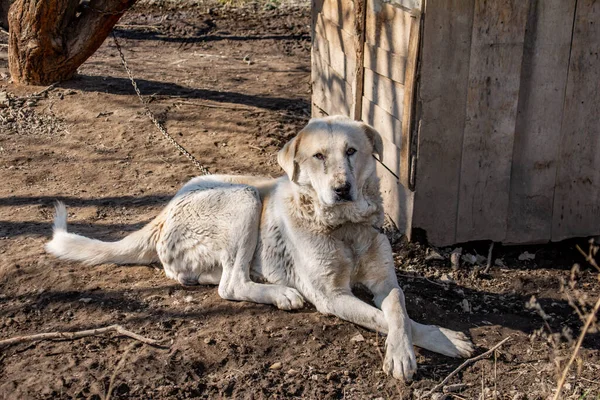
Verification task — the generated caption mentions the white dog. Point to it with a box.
[46,115,473,381]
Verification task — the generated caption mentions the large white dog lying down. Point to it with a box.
[46,115,473,381]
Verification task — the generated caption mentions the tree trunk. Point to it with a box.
[8,0,137,85]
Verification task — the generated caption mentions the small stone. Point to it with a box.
[439,273,454,283]
[425,249,445,261]
[462,253,478,265]
[79,297,92,303]
[0,92,9,108]
[326,371,338,381]
[450,248,462,270]
[184,295,193,303]
[310,374,319,381]
[286,368,299,375]
[461,299,471,313]
[269,362,282,370]
[518,251,535,261]
[203,337,215,345]
[350,333,365,342]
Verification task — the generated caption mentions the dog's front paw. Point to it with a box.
[437,327,474,358]
[274,287,305,310]
[383,334,417,381]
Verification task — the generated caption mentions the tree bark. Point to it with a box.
[8,0,137,85]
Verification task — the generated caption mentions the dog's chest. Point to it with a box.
[252,220,296,285]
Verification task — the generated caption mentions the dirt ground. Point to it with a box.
[0,1,599,399]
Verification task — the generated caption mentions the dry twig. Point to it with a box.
[483,242,494,274]
[422,337,511,398]
[552,296,600,400]
[0,324,166,348]
[173,99,254,111]
[397,273,447,288]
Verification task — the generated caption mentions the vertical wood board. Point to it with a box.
[399,11,421,188]
[411,0,475,246]
[552,0,600,240]
[455,0,530,243]
[505,0,576,244]
[351,0,367,120]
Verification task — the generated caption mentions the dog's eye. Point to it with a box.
[313,153,325,160]
[346,148,357,156]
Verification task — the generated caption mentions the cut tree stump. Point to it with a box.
[8,0,137,85]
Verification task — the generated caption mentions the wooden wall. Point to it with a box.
[413,0,600,245]
[311,0,600,245]
[311,0,419,235]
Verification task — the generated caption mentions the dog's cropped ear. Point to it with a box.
[362,123,383,158]
[277,135,301,182]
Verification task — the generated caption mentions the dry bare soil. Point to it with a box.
[0,2,599,399]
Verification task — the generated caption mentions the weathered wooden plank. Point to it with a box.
[313,31,357,84]
[363,102,402,176]
[321,0,356,34]
[312,51,353,116]
[384,0,421,11]
[365,0,412,56]
[362,100,413,236]
[364,43,407,85]
[362,68,405,121]
[315,13,356,58]
[411,0,476,246]
[551,0,600,241]
[361,97,402,147]
[455,0,530,243]
[312,0,324,31]
[399,11,421,189]
[505,0,576,244]
[376,162,414,237]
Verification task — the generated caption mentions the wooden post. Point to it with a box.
[400,9,422,189]
[350,0,367,120]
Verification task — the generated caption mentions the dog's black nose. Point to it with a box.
[334,182,352,201]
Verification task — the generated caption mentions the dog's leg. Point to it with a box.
[360,234,473,369]
[312,288,415,381]
[409,320,473,358]
[217,192,304,311]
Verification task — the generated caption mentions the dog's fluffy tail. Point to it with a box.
[45,202,160,266]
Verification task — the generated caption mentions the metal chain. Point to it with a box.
[111,32,211,175]
[82,3,128,16]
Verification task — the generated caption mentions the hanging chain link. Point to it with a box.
[82,3,128,16]
[111,32,211,175]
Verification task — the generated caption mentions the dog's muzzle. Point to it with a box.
[334,182,353,202]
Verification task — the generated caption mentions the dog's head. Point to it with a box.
[278,115,383,207]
